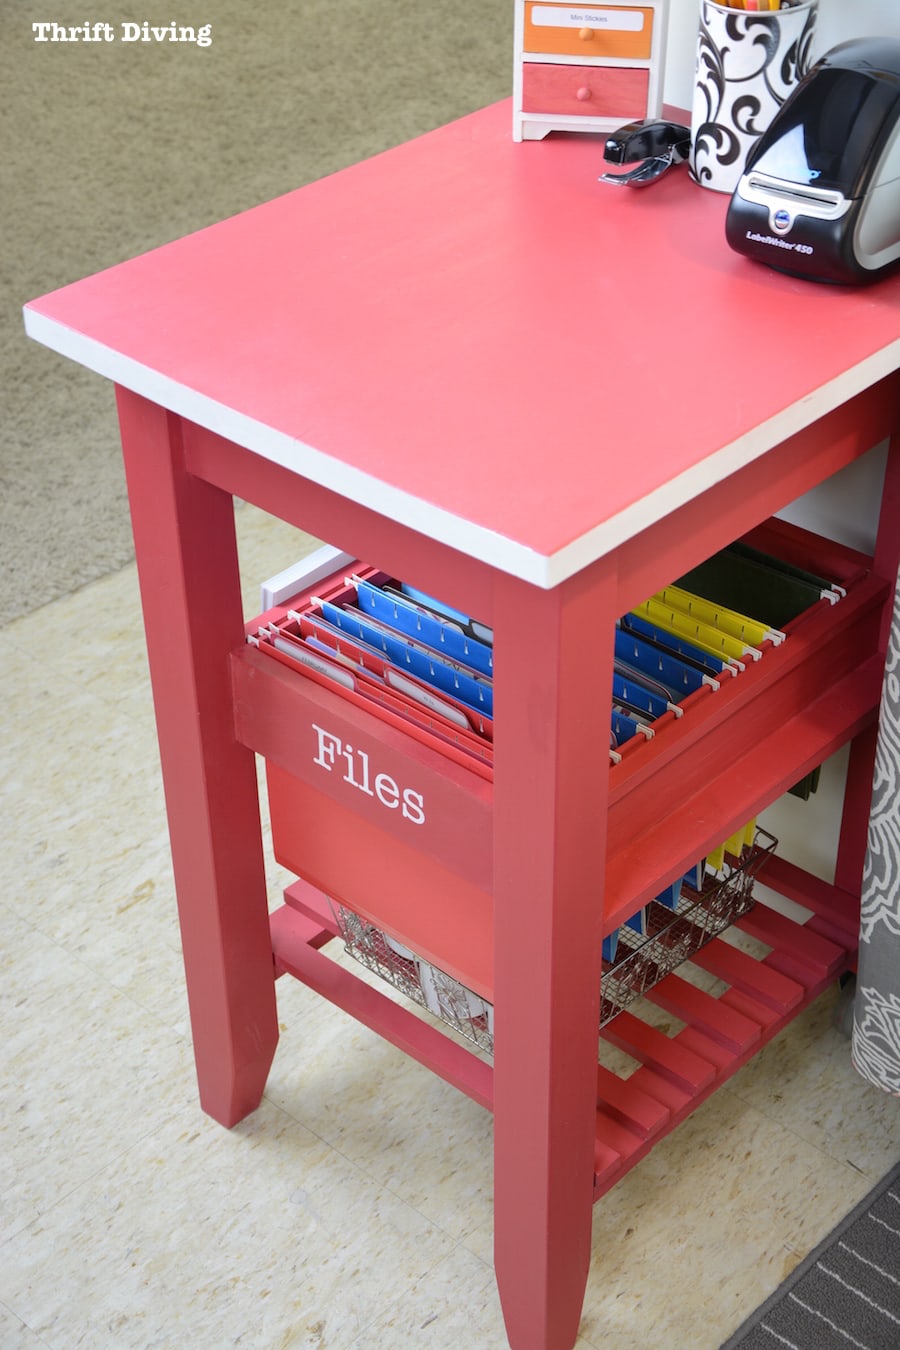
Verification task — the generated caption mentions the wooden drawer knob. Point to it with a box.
[576,85,592,101]
[578,27,594,40]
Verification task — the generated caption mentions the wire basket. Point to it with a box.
[329,905,495,1053]
[331,828,777,1051]
[599,828,777,1026]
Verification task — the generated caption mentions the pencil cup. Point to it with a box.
[689,0,818,194]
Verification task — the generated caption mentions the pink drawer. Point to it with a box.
[522,62,649,119]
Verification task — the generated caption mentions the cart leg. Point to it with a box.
[491,567,614,1349]
[115,388,279,1126]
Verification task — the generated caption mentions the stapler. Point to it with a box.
[601,119,691,187]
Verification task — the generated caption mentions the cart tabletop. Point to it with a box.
[24,99,900,587]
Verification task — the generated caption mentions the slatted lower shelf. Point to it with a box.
[591,915,851,1197]
[269,870,856,1203]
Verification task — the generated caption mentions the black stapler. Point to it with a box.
[601,119,691,187]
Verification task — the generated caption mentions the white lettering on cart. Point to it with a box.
[311,724,426,825]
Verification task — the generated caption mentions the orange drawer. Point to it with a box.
[524,4,654,59]
[522,62,649,118]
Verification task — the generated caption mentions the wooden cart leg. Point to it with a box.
[834,721,878,903]
[491,566,614,1350]
[115,388,279,1127]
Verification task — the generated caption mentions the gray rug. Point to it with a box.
[722,1159,900,1349]
[3,2,510,627]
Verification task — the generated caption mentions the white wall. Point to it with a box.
[813,0,900,54]
[664,0,900,110]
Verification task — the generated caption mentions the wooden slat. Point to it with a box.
[677,1027,736,1072]
[594,1109,649,1163]
[627,1065,693,1113]
[645,973,761,1054]
[757,853,859,943]
[594,1140,623,1191]
[719,987,781,1030]
[735,904,845,977]
[690,936,804,1012]
[596,1065,671,1140]
[601,1010,717,1093]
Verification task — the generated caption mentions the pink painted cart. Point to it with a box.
[24,100,900,1350]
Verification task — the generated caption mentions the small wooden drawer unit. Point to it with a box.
[514,1,669,141]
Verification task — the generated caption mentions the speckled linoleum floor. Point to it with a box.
[1,505,898,1350]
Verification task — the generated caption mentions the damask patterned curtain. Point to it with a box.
[852,570,900,1096]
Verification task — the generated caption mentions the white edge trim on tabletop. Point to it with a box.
[24,307,900,592]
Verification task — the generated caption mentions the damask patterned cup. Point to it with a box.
[689,0,818,194]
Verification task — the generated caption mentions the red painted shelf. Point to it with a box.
[269,874,856,1205]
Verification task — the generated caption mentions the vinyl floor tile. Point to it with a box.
[0,1304,52,1349]
[0,955,196,1244]
[268,1006,495,1244]
[726,986,900,1177]
[0,1100,454,1350]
